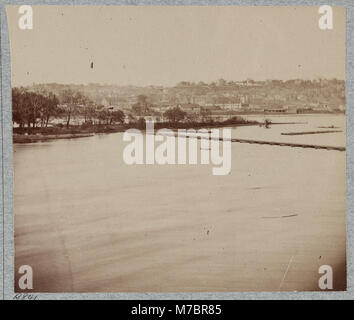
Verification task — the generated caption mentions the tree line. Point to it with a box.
[12,89,232,130]
[12,88,125,129]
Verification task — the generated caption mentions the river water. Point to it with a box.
[14,114,346,292]
[239,114,346,147]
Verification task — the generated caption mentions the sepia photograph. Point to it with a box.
[7,5,346,292]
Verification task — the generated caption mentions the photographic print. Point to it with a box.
[7,5,346,292]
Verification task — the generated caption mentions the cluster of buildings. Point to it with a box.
[27,79,346,125]
[98,97,344,125]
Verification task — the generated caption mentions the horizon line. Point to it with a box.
[12,77,346,88]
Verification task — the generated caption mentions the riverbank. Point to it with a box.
[13,117,260,143]
[13,133,95,143]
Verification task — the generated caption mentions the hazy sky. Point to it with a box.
[7,5,346,87]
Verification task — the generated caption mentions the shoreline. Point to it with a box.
[13,121,260,144]
[12,115,344,144]
[13,133,95,143]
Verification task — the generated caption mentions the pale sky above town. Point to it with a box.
[7,5,346,87]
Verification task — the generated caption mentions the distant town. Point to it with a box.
[12,78,345,133]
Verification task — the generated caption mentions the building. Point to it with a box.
[264,107,287,113]
[217,103,242,111]
[178,103,202,114]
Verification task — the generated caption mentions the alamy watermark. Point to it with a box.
[122,122,231,176]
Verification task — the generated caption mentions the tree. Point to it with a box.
[96,105,109,125]
[27,91,43,128]
[110,110,125,124]
[185,113,198,123]
[79,96,95,123]
[200,107,211,122]
[12,88,26,128]
[38,91,60,127]
[163,107,186,123]
[137,94,148,105]
[59,90,86,128]
[132,95,150,115]
[12,89,61,129]
[137,117,146,129]
[83,104,97,124]
[127,114,136,123]
[132,104,143,116]
[218,78,227,86]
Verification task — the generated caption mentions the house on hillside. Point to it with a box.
[178,103,202,114]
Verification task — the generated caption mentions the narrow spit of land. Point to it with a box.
[13,120,346,152]
[154,130,346,152]
[281,130,343,135]
[12,118,309,144]
[228,138,345,151]
[12,119,260,143]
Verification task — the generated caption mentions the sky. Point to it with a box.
[6,5,346,87]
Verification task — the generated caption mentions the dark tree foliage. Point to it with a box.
[163,106,186,123]
[12,88,60,128]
